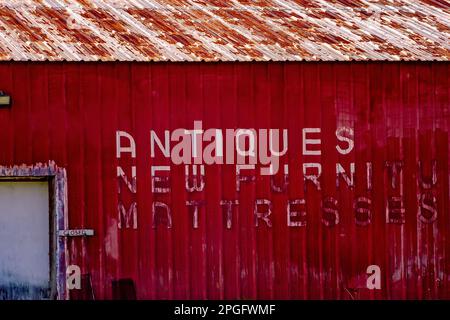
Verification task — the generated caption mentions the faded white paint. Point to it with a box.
[0,181,50,288]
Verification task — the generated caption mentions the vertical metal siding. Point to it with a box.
[0,62,448,299]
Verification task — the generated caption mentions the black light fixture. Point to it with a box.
[0,91,11,107]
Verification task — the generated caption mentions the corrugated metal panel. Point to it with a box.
[0,0,448,61]
[0,62,449,299]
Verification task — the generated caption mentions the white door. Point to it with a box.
[0,181,51,300]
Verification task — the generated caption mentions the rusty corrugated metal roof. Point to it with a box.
[0,0,448,61]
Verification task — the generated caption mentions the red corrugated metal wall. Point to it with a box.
[0,62,448,300]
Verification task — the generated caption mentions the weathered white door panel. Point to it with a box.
[0,181,50,300]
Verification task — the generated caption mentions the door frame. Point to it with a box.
[0,161,68,300]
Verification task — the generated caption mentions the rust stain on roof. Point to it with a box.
[0,0,448,61]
